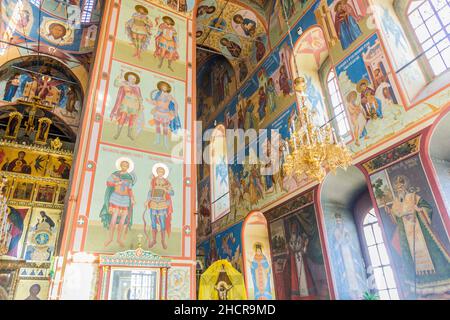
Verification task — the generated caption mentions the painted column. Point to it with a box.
[55,0,196,300]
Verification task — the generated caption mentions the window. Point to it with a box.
[408,0,450,76]
[326,70,351,140]
[363,209,399,300]
[81,0,96,23]
[30,0,41,6]
[210,125,230,221]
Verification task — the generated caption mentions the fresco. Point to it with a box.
[242,212,276,300]
[228,104,305,220]
[0,0,100,70]
[269,0,314,45]
[0,60,84,134]
[322,204,367,299]
[167,266,191,300]
[268,202,330,300]
[84,145,184,256]
[335,33,431,152]
[114,1,188,80]
[367,154,450,299]
[371,0,426,101]
[196,1,269,77]
[214,221,243,272]
[101,61,185,157]
[197,238,212,270]
[197,54,237,124]
[197,178,212,242]
[0,270,17,300]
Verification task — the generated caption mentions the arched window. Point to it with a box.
[210,125,230,221]
[362,208,399,300]
[81,0,96,23]
[407,0,450,76]
[326,69,351,140]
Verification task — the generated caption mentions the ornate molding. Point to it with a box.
[99,248,171,268]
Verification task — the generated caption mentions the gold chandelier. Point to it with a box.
[283,88,353,182]
[280,5,352,183]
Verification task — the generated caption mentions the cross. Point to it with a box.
[77,216,85,226]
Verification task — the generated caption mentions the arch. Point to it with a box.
[290,25,333,127]
[209,124,230,221]
[422,103,450,225]
[241,211,276,299]
[319,166,374,299]
[0,55,85,140]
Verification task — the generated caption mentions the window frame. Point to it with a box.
[325,69,352,141]
[406,0,450,77]
[360,208,400,300]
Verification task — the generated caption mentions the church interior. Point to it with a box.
[0,0,449,301]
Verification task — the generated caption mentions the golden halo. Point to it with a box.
[162,16,175,26]
[124,72,141,84]
[356,79,369,93]
[135,5,148,14]
[157,81,172,93]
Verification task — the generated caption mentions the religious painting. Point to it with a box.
[114,0,188,80]
[368,154,450,299]
[268,0,313,45]
[167,266,191,300]
[48,155,72,180]
[23,208,61,262]
[214,221,243,272]
[0,0,34,37]
[34,118,52,145]
[0,149,46,176]
[56,186,67,205]
[13,278,50,300]
[231,10,258,38]
[219,34,242,59]
[34,185,56,204]
[335,33,406,152]
[251,33,268,64]
[196,55,236,124]
[371,0,426,101]
[197,178,212,242]
[315,0,372,61]
[84,145,183,256]
[268,203,330,300]
[0,270,17,300]
[196,0,217,38]
[2,206,31,259]
[322,205,368,299]
[4,112,23,140]
[101,61,185,157]
[11,182,34,202]
[243,212,276,300]
[40,18,75,46]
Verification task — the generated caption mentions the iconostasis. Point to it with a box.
[0,0,103,300]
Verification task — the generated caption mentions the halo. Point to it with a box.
[124,71,141,84]
[162,16,175,26]
[115,157,134,173]
[152,162,169,178]
[157,81,172,93]
[135,5,148,14]
[356,79,369,93]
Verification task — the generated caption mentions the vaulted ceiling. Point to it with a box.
[196,0,273,81]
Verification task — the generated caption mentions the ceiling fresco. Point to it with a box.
[196,0,270,84]
[0,0,102,71]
